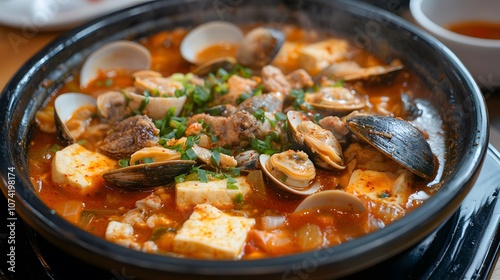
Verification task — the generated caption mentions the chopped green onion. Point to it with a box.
[197,169,209,183]
[104,78,113,87]
[275,112,287,121]
[141,158,154,164]
[48,144,61,153]
[226,176,238,189]
[234,193,244,203]
[211,150,221,166]
[253,108,266,123]
[118,159,129,168]
[175,174,186,183]
[183,148,198,160]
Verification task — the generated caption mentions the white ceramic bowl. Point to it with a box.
[410,0,500,89]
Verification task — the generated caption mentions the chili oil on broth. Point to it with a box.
[28,23,444,260]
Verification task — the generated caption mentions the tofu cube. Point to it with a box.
[51,143,118,194]
[176,177,251,210]
[173,203,255,259]
[298,38,349,75]
[346,169,414,207]
[105,221,134,241]
[272,41,305,72]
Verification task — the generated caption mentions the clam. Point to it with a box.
[191,144,237,169]
[294,190,366,213]
[235,150,260,171]
[102,160,197,189]
[345,115,437,180]
[287,110,345,170]
[54,92,97,145]
[259,151,321,196]
[80,41,152,88]
[129,146,182,165]
[236,26,285,69]
[180,21,285,71]
[304,86,366,116]
[96,90,187,121]
[180,21,243,65]
[315,60,404,83]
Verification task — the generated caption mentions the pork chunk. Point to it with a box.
[188,110,258,147]
[99,115,160,159]
[262,65,291,94]
[262,65,313,95]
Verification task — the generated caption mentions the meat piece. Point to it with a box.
[188,110,259,147]
[97,91,128,124]
[99,115,160,159]
[219,75,258,105]
[286,69,314,89]
[262,65,291,94]
[318,116,350,145]
[262,65,313,95]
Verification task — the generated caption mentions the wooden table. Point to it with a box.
[1,24,499,279]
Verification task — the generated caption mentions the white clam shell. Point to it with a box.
[80,40,152,88]
[294,190,366,213]
[180,21,244,64]
[125,91,187,119]
[54,92,97,144]
[55,92,97,123]
[259,154,321,196]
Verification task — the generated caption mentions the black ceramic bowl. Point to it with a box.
[0,0,489,279]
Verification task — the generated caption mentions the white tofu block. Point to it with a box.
[173,203,255,259]
[105,221,134,241]
[299,38,349,75]
[176,177,251,210]
[51,143,118,194]
[345,169,413,207]
[272,41,305,71]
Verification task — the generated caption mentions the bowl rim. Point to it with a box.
[409,0,500,48]
[0,0,490,278]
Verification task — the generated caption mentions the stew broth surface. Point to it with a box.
[29,24,444,259]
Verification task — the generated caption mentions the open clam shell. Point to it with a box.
[259,153,321,196]
[346,115,437,180]
[80,40,152,88]
[102,160,197,189]
[315,60,404,83]
[54,92,97,145]
[304,86,366,116]
[180,21,244,65]
[236,26,285,69]
[294,190,366,213]
[287,110,345,170]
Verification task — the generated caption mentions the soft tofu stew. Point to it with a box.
[29,22,443,260]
